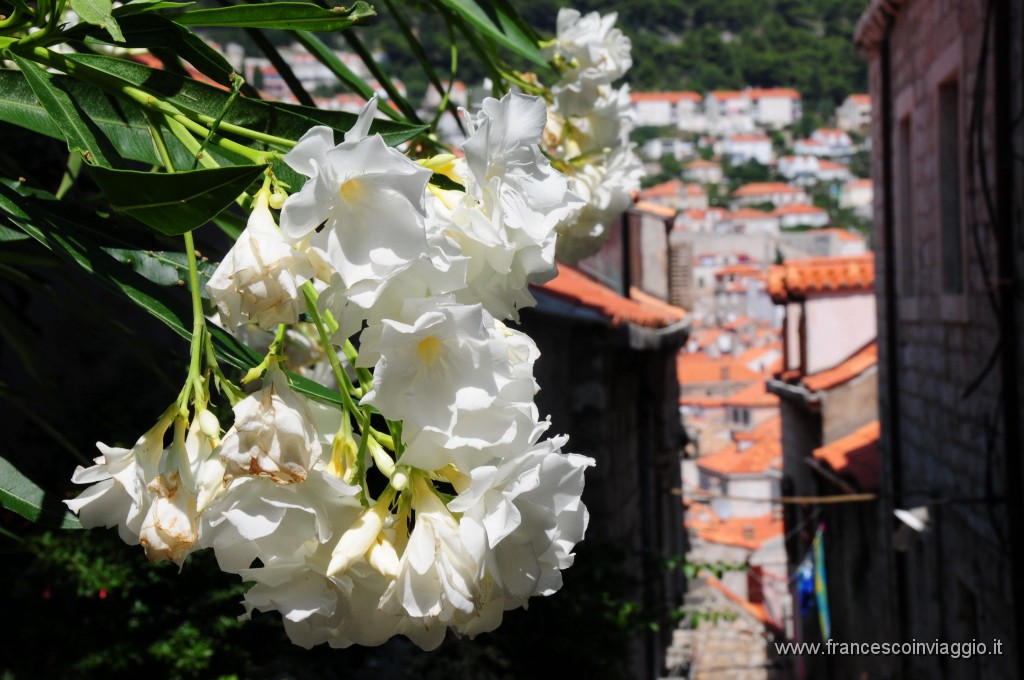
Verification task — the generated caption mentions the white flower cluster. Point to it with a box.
[543,9,645,264]
[66,92,595,650]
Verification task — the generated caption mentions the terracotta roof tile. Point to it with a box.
[773,204,828,216]
[748,87,801,100]
[539,265,687,328]
[698,514,784,550]
[734,182,804,197]
[813,420,880,491]
[678,353,763,385]
[767,253,875,301]
[803,342,878,391]
[715,263,763,278]
[632,91,703,103]
[734,415,782,442]
[639,178,685,198]
[729,208,775,220]
[849,94,871,105]
[697,436,781,475]
[729,133,771,142]
[685,159,721,169]
[703,574,784,632]
[710,90,745,100]
[632,201,678,218]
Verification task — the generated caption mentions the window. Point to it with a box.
[938,79,964,296]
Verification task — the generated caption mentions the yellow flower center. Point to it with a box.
[416,336,444,365]
[339,178,362,201]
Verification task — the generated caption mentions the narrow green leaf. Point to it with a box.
[0,457,83,529]
[0,69,203,168]
[7,54,118,166]
[65,13,236,88]
[88,165,265,235]
[173,1,375,32]
[61,55,428,146]
[0,223,29,241]
[104,248,217,289]
[70,0,125,42]
[431,0,547,68]
[113,0,195,17]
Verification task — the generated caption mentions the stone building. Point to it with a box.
[856,0,1024,677]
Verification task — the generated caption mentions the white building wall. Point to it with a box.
[804,290,877,374]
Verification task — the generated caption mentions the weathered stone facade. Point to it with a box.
[858,0,1024,677]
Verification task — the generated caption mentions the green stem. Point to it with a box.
[301,282,365,428]
[148,114,207,412]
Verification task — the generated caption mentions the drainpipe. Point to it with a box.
[992,0,1024,673]
[878,16,911,672]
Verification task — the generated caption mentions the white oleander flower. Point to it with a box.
[279,98,432,323]
[378,477,480,624]
[449,436,594,605]
[65,412,174,545]
[556,145,643,263]
[546,8,632,83]
[220,366,323,484]
[357,298,505,435]
[207,191,314,331]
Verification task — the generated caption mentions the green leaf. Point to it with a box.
[104,248,218,289]
[7,54,118,166]
[431,0,548,69]
[173,1,375,32]
[0,456,83,529]
[61,54,428,146]
[65,13,236,88]
[113,0,195,17]
[0,69,204,168]
[70,0,125,42]
[88,165,265,235]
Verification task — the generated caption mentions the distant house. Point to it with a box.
[749,87,802,129]
[639,179,708,211]
[704,90,755,135]
[835,93,871,131]
[723,133,774,165]
[631,91,705,130]
[838,178,873,218]
[729,208,780,235]
[683,159,723,185]
[731,182,809,209]
[773,203,830,229]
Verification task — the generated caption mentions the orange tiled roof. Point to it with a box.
[773,203,827,216]
[540,264,686,328]
[632,91,703,103]
[720,380,780,408]
[734,415,782,443]
[632,200,678,218]
[818,160,848,171]
[748,87,801,100]
[710,90,745,100]
[803,342,878,391]
[703,574,784,632]
[813,420,880,491]
[767,253,875,301]
[847,178,874,188]
[684,501,721,531]
[686,159,721,169]
[815,127,848,136]
[729,133,771,142]
[734,182,804,197]
[696,436,780,477]
[690,327,725,349]
[730,208,775,220]
[849,94,871,105]
[698,514,784,550]
[677,353,763,385]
